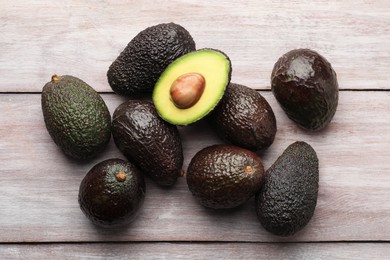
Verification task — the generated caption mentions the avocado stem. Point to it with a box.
[244,165,253,174]
[51,74,61,83]
[115,171,127,182]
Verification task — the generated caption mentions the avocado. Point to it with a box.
[271,49,338,130]
[210,83,277,151]
[186,144,264,209]
[107,22,196,96]
[41,75,111,160]
[79,158,145,228]
[153,48,232,125]
[112,100,183,186]
[255,141,319,236]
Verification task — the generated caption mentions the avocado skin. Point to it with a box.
[153,48,232,126]
[210,83,276,151]
[271,49,338,130]
[255,141,319,236]
[107,22,196,96]
[112,100,183,186]
[78,158,145,228]
[187,145,264,209]
[41,75,111,160]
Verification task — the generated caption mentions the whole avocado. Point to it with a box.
[79,158,146,228]
[210,83,277,151]
[271,49,338,130]
[41,75,111,160]
[187,144,265,209]
[255,141,319,236]
[107,22,196,96]
[112,100,183,186]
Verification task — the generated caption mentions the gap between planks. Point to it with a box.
[1,89,390,95]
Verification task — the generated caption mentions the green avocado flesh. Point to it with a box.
[152,49,232,125]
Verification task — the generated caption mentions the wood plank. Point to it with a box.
[1,1,389,92]
[0,91,390,243]
[1,242,390,260]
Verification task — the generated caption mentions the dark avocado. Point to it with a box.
[107,22,196,96]
[152,48,232,125]
[78,158,146,228]
[41,75,111,160]
[210,83,277,151]
[112,100,183,186]
[271,49,338,130]
[186,144,264,209]
[255,141,319,236]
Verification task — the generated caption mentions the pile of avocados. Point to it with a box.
[41,22,339,235]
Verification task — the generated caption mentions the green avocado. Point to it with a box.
[78,158,145,228]
[112,100,183,186]
[107,22,196,96]
[210,83,277,151]
[271,49,339,130]
[153,48,232,125]
[186,144,264,209]
[41,75,111,160]
[255,141,319,236]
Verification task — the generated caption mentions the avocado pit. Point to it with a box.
[153,48,232,125]
[169,72,205,109]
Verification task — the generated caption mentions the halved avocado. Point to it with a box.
[152,49,232,125]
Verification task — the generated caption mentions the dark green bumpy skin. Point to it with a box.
[271,49,338,131]
[79,158,146,228]
[255,141,319,236]
[111,100,183,186]
[41,75,111,160]
[187,145,264,209]
[107,22,196,96]
[210,83,277,151]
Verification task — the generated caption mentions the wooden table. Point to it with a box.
[1,1,390,259]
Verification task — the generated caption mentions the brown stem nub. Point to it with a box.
[51,74,61,83]
[244,165,253,174]
[115,171,127,182]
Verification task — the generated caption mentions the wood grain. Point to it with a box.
[1,91,390,243]
[1,242,390,260]
[1,1,390,256]
[1,0,389,92]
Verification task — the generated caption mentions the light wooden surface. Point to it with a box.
[1,0,390,92]
[1,243,390,260]
[1,0,390,259]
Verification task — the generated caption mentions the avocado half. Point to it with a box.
[152,49,232,125]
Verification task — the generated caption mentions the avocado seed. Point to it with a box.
[170,72,205,109]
